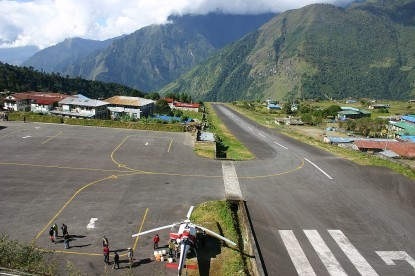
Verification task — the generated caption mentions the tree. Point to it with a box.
[301,113,313,125]
[154,99,172,115]
[164,92,176,100]
[144,92,161,100]
[322,105,342,118]
[283,102,293,114]
[173,110,183,117]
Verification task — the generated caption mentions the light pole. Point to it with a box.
[384,122,391,152]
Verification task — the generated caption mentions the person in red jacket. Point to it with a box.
[103,245,110,265]
[153,234,160,249]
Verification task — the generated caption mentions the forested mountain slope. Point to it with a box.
[0,62,144,99]
[160,0,415,101]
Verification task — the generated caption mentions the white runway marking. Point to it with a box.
[258,133,266,138]
[222,161,242,200]
[280,230,316,276]
[247,127,253,131]
[376,251,415,269]
[274,141,288,149]
[304,230,347,276]
[304,158,333,180]
[22,136,31,138]
[145,142,148,146]
[329,230,378,276]
[87,218,98,229]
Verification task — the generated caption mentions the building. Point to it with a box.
[337,107,371,120]
[368,104,390,109]
[3,92,70,113]
[275,117,304,125]
[105,96,155,119]
[400,115,415,125]
[390,121,415,140]
[173,102,200,112]
[50,94,109,119]
[354,140,415,158]
[345,99,357,104]
[267,104,281,110]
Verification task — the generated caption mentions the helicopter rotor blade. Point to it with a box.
[186,206,195,220]
[195,225,237,247]
[132,224,176,237]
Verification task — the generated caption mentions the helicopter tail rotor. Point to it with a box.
[195,224,237,247]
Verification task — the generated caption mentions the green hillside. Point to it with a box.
[0,62,144,99]
[160,0,415,101]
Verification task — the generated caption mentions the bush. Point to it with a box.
[6,112,185,132]
[64,118,185,132]
[0,235,57,275]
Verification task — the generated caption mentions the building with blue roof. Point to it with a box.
[401,115,415,124]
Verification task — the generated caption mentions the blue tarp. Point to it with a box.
[268,104,281,109]
[153,115,192,123]
[401,115,415,124]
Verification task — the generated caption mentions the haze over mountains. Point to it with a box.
[6,0,415,102]
[0,46,39,66]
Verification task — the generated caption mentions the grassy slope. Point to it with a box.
[204,103,254,160]
[187,201,247,276]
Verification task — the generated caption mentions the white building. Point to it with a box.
[3,92,69,113]
[50,94,109,119]
[105,96,155,119]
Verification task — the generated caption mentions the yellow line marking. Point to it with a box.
[0,158,304,179]
[111,135,133,169]
[0,129,22,138]
[33,176,115,242]
[37,248,101,256]
[133,208,149,251]
[0,162,133,173]
[168,139,173,152]
[42,131,62,145]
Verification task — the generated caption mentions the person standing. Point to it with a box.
[103,245,110,265]
[64,232,70,249]
[127,247,134,264]
[112,252,120,269]
[53,223,58,238]
[174,240,180,258]
[102,236,109,247]
[61,224,68,236]
[153,234,160,250]
[48,227,55,243]
[168,239,175,257]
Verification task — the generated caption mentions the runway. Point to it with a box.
[213,103,415,276]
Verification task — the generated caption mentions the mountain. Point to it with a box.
[24,13,275,92]
[23,37,119,73]
[0,46,40,66]
[160,0,415,101]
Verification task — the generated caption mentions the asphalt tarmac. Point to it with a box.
[0,121,225,275]
[212,103,415,276]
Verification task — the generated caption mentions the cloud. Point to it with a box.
[0,0,359,49]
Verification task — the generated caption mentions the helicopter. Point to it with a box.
[132,206,237,275]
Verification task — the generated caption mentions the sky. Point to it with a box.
[0,0,359,49]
